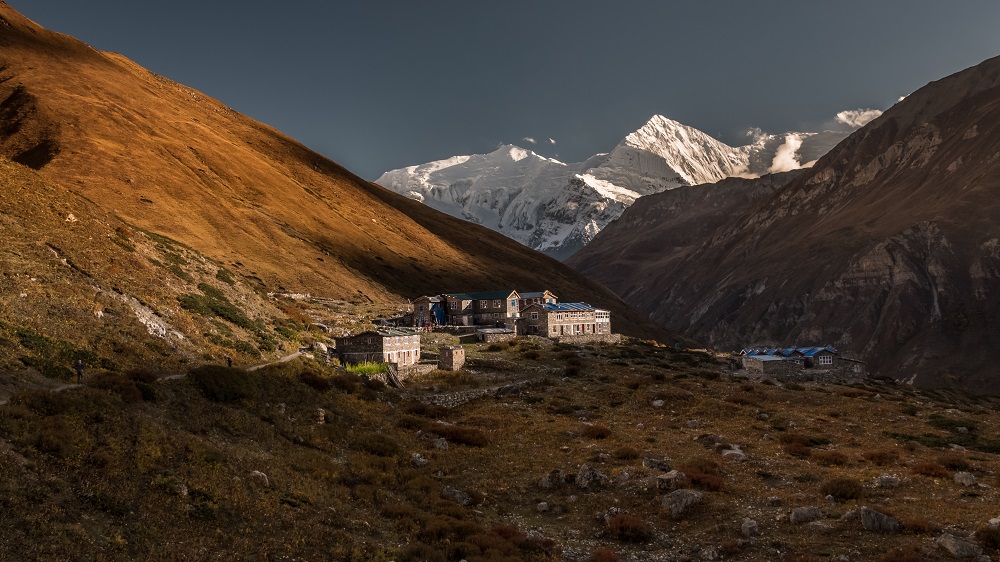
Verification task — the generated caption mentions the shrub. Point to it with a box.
[937,452,971,471]
[607,514,652,543]
[813,450,849,466]
[974,526,1000,551]
[299,369,331,392]
[345,362,386,376]
[350,433,400,457]
[912,461,949,478]
[564,366,581,377]
[582,424,612,439]
[190,365,256,402]
[862,449,899,466]
[433,425,488,447]
[588,546,620,562]
[679,457,724,491]
[404,401,449,419]
[485,343,505,352]
[902,516,939,535]
[612,446,641,460]
[90,374,144,403]
[523,350,540,360]
[877,546,926,562]
[330,372,362,393]
[819,477,863,500]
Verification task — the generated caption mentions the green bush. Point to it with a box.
[189,365,257,402]
[345,362,387,376]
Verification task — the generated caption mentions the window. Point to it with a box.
[494,299,501,308]
[510,299,517,309]
[450,301,457,310]
[479,300,488,308]
[530,312,538,320]
[551,326,558,334]
[818,356,833,365]
[493,312,499,318]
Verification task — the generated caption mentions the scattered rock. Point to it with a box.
[663,489,703,518]
[433,437,449,450]
[956,426,969,434]
[954,472,977,487]
[756,412,769,421]
[536,502,549,513]
[652,400,666,408]
[699,546,719,560]
[643,457,672,472]
[860,507,903,533]
[936,532,984,558]
[657,470,687,491]
[441,486,473,506]
[874,473,900,488]
[316,408,326,424]
[841,510,858,522]
[411,453,428,467]
[695,434,725,448]
[789,507,822,525]
[250,470,269,488]
[720,446,748,462]
[596,506,625,524]
[741,518,759,537]
[988,517,1000,529]
[767,496,784,507]
[687,419,700,428]
[575,464,607,489]
[636,423,645,430]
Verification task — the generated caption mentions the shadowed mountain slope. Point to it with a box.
[0,3,661,342]
[569,55,1000,392]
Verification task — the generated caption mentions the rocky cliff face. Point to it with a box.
[568,55,1000,392]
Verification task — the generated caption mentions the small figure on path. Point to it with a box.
[225,355,233,368]
[74,359,84,383]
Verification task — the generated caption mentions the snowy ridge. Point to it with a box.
[376,115,854,259]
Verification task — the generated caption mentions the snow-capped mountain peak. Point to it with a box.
[375,115,854,259]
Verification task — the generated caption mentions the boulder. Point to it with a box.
[643,457,672,472]
[954,472,977,487]
[250,470,269,488]
[741,517,759,537]
[656,470,687,491]
[663,489,703,518]
[789,507,822,525]
[936,533,984,558]
[720,446,748,462]
[860,507,903,533]
[575,464,607,489]
[441,486,473,506]
[538,470,564,490]
[874,473,900,488]
[411,453,428,467]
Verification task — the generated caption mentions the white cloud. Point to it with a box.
[768,133,806,173]
[835,108,883,129]
[522,137,537,144]
[548,138,557,145]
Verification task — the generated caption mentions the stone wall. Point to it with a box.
[479,331,515,343]
[553,333,622,345]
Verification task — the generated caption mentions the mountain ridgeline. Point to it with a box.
[377,116,851,259]
[569,55,1000,393]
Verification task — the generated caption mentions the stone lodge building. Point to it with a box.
[442,291,521,326]
[739,346,867,382]
[335,329,421,367]
[412,295,446,327]
[519,302,611,339]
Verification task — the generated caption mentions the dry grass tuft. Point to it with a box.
[607,514,653,543]
[912,461,949,478]
[819,477,863,500]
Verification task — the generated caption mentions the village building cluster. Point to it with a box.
[739,346,866,382]
[332,289,616,370]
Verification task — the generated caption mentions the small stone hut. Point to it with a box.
[438,346,465,371]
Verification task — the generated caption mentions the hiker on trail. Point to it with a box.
[74,359,84,383]
[225,355,233,368]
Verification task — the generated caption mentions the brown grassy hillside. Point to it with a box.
[2,337,1000,561]
[0,2,661,340]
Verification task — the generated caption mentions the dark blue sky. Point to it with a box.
[10,1,1000,179]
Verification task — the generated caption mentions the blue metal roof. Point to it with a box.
[540,302,596,312]
[743,345,838,357]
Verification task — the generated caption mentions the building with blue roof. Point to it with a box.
[519,301,611,340]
